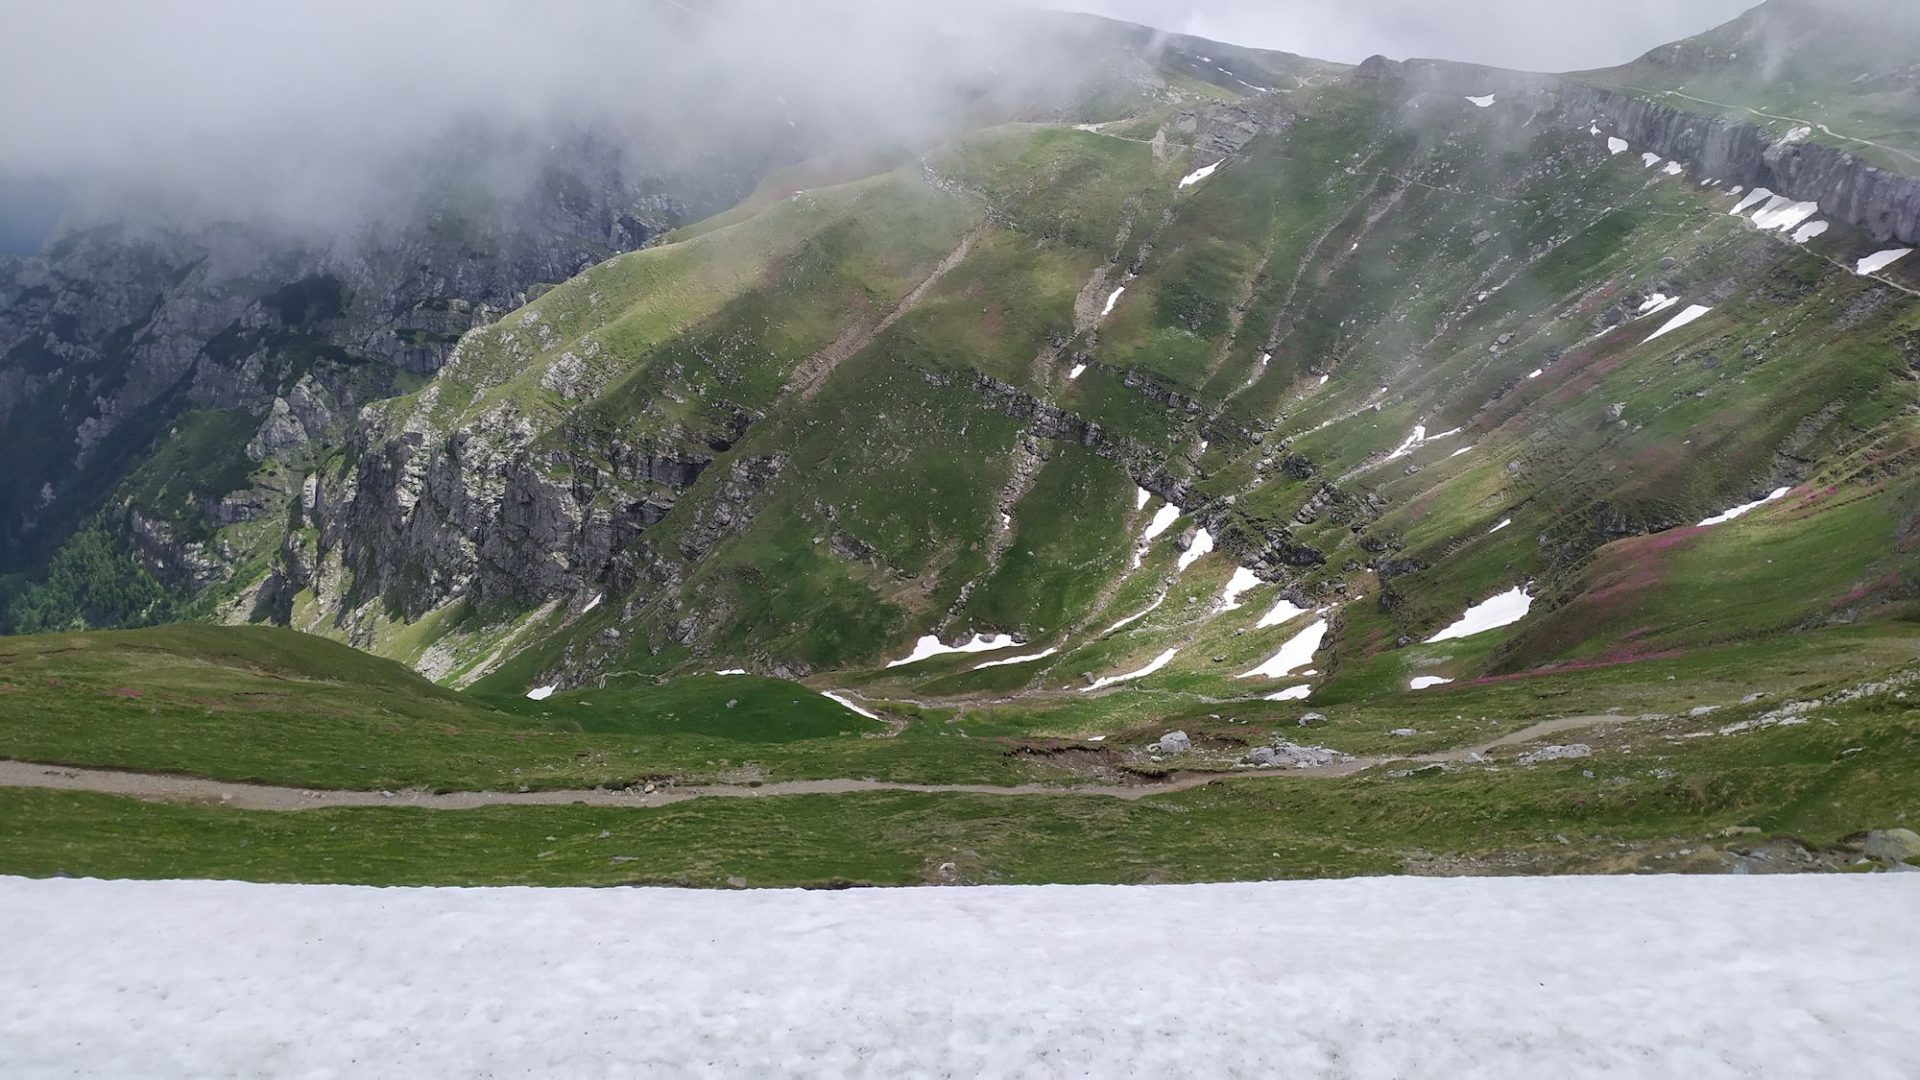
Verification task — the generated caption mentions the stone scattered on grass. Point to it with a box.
[1516,744,1591,765]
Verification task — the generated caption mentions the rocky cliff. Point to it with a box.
[1386,58,1920,245]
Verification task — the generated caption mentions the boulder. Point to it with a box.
[1863,829,1920,864]
[1155,730,1192,753]
[1517,743,1592,765]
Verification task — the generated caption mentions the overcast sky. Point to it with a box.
[1061,0,1759,71]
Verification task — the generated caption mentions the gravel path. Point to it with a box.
[0,715,1636,812]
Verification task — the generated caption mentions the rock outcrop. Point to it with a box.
[1391,59,1920,245]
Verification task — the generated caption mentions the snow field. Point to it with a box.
[1426,585,1532,643]
[5,875,1914,1079]
[887,633,1020,668]
[1239,617,1329,679]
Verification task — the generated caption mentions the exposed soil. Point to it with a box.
[0,715,1641,813]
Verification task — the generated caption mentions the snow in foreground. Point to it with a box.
[2,875,1913,1079]
[1427,585,1532,643]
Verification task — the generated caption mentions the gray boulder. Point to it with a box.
[1155,730,1192,753]
[1863,829,1920,865]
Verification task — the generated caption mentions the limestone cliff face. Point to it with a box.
[1388,59,1920,245]
[0,134,772,589]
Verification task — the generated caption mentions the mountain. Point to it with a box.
[1582,0,1920,174]
[1,4,1916,885]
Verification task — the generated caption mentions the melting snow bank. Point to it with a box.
[1856,248,1912,276]
[886,633,1019,668]
[525,685,556,701]
[1177,161,1219,188]
[1264,685,1312,701]
[1410,676,1455,690]
[1606,136,1629,155]
[820,691,882,721]
[1731,187,1774,215]
[1083,647,1178,691]
[1218,566,1263,611]
[1644,304,1712,344]
[9,876,1914,1079]
[712,668,748,676]
[581,593,603,613]
[1239,618,1329,679]
[1175,527,1215,573]
[1067,362,1087,380]
[972,647,1060,671]
[1465,94,1495,108]
[1100,284,1127,317]
[1427,586,1533,643]
[1792,220,1829,244]
[1489,517,1512,534]
[1102,594,1164,634]
[1135,485,1153,510]
[1133,501,1182,568]
[1699,486,1791,527]
[1257,597,1307,629]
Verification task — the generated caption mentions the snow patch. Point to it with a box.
[1426,586,1533,643]
[1698,486,1791,527]
[1239,618,1329,679]
[1750,196,1820,232]
[712,669,748,676]
[1133,502,1182,567]
[1641,152,1662,169]
[1068,363,1088,380]
[1465,94,1496,108]
[1218,567,1263,612]
[1790,220,1829,244]
[821,691,882,721]
[1410,676,1455,690]
[1856,248,1913,276]
[1635,292,1677,318]
[1084,647,1179,691]
[1257,598,1307,629]
[972,647,1060,671]
[525,685,556,701]
[1661,161,1684,176]
[581,593,603,613]
[1730,187,1774,216]
[1100,285,1126,318]
[1264,685,1313,702]
[886,633,1020,668]
[1488,517,1512,534]
[1178,162,1219,189]
[1103,594,1164,634]
[1527,368,1543,380]
[1176,528,1215,573]
[1135,486,1153,510]
[1644,304,1713,344]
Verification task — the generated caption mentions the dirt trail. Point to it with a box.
[0,715,1637,813]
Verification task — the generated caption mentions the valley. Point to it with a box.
[1,0,1916,888]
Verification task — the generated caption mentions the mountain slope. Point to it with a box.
[233,49,1919,705]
